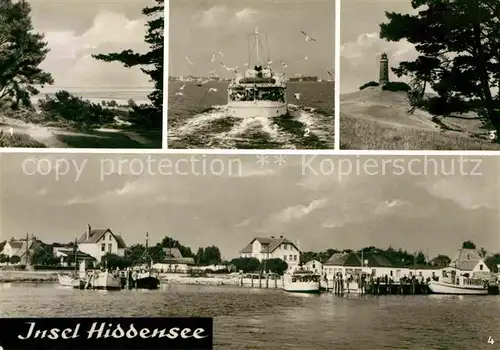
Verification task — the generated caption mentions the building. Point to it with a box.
[304,259,323,275]
[0,234,43,265]
[239,236,301,268]
[450,248,490,278]
[54,248,97,268]
[324,251,407,280]
[77,225,126,261]
[152,247,195,273]
[379,52,389,85]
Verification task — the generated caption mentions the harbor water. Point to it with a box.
[1,283,499,349]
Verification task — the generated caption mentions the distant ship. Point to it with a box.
[227,27,288,118]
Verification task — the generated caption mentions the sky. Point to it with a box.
[26,0,155,89]
[1,153,499,260]
[340,0,419,93]
[169,0,335,80]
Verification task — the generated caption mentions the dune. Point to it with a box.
[340,87,499,150]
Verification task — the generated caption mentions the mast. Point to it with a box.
[73,237,78,272]
[255,26,259,65]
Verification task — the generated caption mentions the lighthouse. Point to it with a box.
[379,53,389,86]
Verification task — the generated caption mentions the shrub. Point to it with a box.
[38,90,115,128]
[359,81,380,90]
[0,132,46,148]
[382,81,411,92]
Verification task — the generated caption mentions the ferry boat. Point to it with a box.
[428,268,488,295]
[283,269,320,293]
[227,27,288,118]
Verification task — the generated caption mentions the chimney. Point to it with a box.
[87,224,91,240]
[280,235,283,239]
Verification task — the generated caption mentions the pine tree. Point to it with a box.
[380,0,500,138]
[0,0,54,108]
[93,0,164,129]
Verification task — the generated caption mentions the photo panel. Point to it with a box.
[1,152,500,349]
[339,0,499,150]
[167,0,335,149]
[0,0,163,149]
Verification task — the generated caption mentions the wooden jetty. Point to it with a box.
[324,275,430,296]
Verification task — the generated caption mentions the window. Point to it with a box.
[289,254,292,261]
[108,234,112,241]
[371,269,376,276]
[390,270,393,277]
[479,264,483,270]
[101,243,105,251]
[294,255,297,261]
[108,244,112,253]
[284,244,288,250]
[419,271,422,277]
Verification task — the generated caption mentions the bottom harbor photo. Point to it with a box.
[0,153,499,349]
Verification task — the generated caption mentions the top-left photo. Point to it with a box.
[0,0,163,149]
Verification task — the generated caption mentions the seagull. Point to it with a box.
[185,56,194,65]
[180,84,186,90]
[218,51,224,56]
[301,31,317,42]
[175,92,184,96]
[243,62,249,66]
[266,60,273,65]
[281,61,288,68]
[211,54,216,62]
[294,93,301,100]
[327,70,334,78]
[208,88,218,92]
[303,56,308,60]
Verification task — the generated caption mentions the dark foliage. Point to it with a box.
[359,81,380,90]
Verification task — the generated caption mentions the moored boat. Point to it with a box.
[428,268,488,295]
[283,269,320,293]
[58,274,82,288]
[131,232,160,290]
[86,269,121,290]
[227,27,288,118]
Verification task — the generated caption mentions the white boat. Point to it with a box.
[428,268,488,295]
[58,274,81,288]
[227,27,288,118]
[283,269,320,293]
[88,270,121,290]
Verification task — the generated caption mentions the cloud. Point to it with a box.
[418,179,495,210]
[193,6,261,28]
[273,198,328,223]
[235,218,252,228]
[41,11,150,87]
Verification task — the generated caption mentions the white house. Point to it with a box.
[1,234,42,265]
[77,225,126,261]
[449,248,490,278]
[240,236,301,268]
[304,259,323,275]
[152,247,196,273]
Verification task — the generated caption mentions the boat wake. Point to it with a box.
[168,104,334,149]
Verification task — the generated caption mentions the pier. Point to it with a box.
[323,276,430,296]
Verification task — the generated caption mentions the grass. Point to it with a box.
[0,132,46,148]
[340,113,500,150]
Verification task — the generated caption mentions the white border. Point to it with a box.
[0,148,498,156]
[162,0,170,149]
[334,0,340,150]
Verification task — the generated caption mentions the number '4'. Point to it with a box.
[488,336,495,344]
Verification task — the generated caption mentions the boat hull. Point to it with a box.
[91,271,121,290]
[228,101,288,118]
[283,281,320,293]
[58,274,83,288]
[135,276,160,290]
[428,281,488,295]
